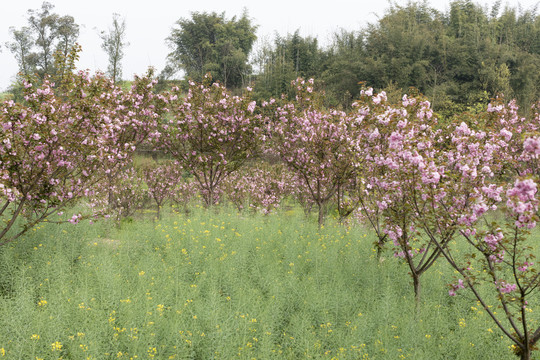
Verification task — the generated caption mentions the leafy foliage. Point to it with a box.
[166,11,257,89]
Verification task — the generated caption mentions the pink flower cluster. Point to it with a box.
[497,280,517,294]
[223,164,294,214]
[449,279,465,296]
[158,78,262,206]
[143,161,182,219]
[506,178,539,228]
[0,69,164,244]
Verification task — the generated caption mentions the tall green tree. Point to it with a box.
[341,0,540,113]
[56,14,79,60]
[253,30,325,100]
[5,1,79,81]
[100,13,129,83]
[321,29,366,107]
[362,2,444,94]
[166,10,257,88]
[5,27,37,78]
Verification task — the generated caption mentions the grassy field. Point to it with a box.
[0,206,522,359]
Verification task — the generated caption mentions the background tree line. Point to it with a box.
[249,0,540,116]
[4,0,540,116]
[4,2,129,99]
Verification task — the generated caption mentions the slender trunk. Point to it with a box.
[209,186,214,207]
[376,236,385,258]
[0,200,26,244]
[317,202,325,228]
[412,271,421,310]
[376,245,383,258]
[203,185,213,208]
[303,202,312,217]
[108,173,116,210]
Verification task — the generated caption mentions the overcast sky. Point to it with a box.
[0,0,538,91]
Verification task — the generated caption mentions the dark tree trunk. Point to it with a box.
[412,271,421,309]
[317,202,325,228]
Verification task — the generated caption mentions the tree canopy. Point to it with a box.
[166,10,257,88]
[6,2,79,81]
[100,13,129,83]
[250,0,540,113]
[4,0,540,114]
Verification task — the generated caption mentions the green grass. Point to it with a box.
[0,206,524,359]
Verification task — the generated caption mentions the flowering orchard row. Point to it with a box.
[1,69,540,358]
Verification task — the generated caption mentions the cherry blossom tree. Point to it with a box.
[223,163,293,214]
[267,78,356,226]
[91,164,146,221]
[171,176,197,214]
[351,89,454,303]
[159,76,262,206]
[0,68,161,245]
[424,100,540,360]
[143,161,182,220]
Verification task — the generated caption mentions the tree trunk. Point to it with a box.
[303,202,313,217]
[520,345,531,360]
[376,236,385,258]
[202,185,214,208]
[413,271,421,310]
[520,349,530,360]
[317,202,325,228]
[107,173,116,210]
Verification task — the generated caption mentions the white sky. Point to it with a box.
[0,0,538,91]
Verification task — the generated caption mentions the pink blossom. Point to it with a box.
[449,279,465,296]
[487,103,503,113]
[68,214,81,224]
[507,178,537,203]
[388,131,403,149]
[369,128,380,141]
[499,128,513,142]
[489,251,506,263]
[372,91,387,105]
[247,101,256,114]
[455,122,471,136]
[518,262,533,272]
[483,231,503,251]
[523,137,540,156]
[421,171,440,184]
[498,281,517,294]
[362,88,373,97]
[481,184,503,201]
